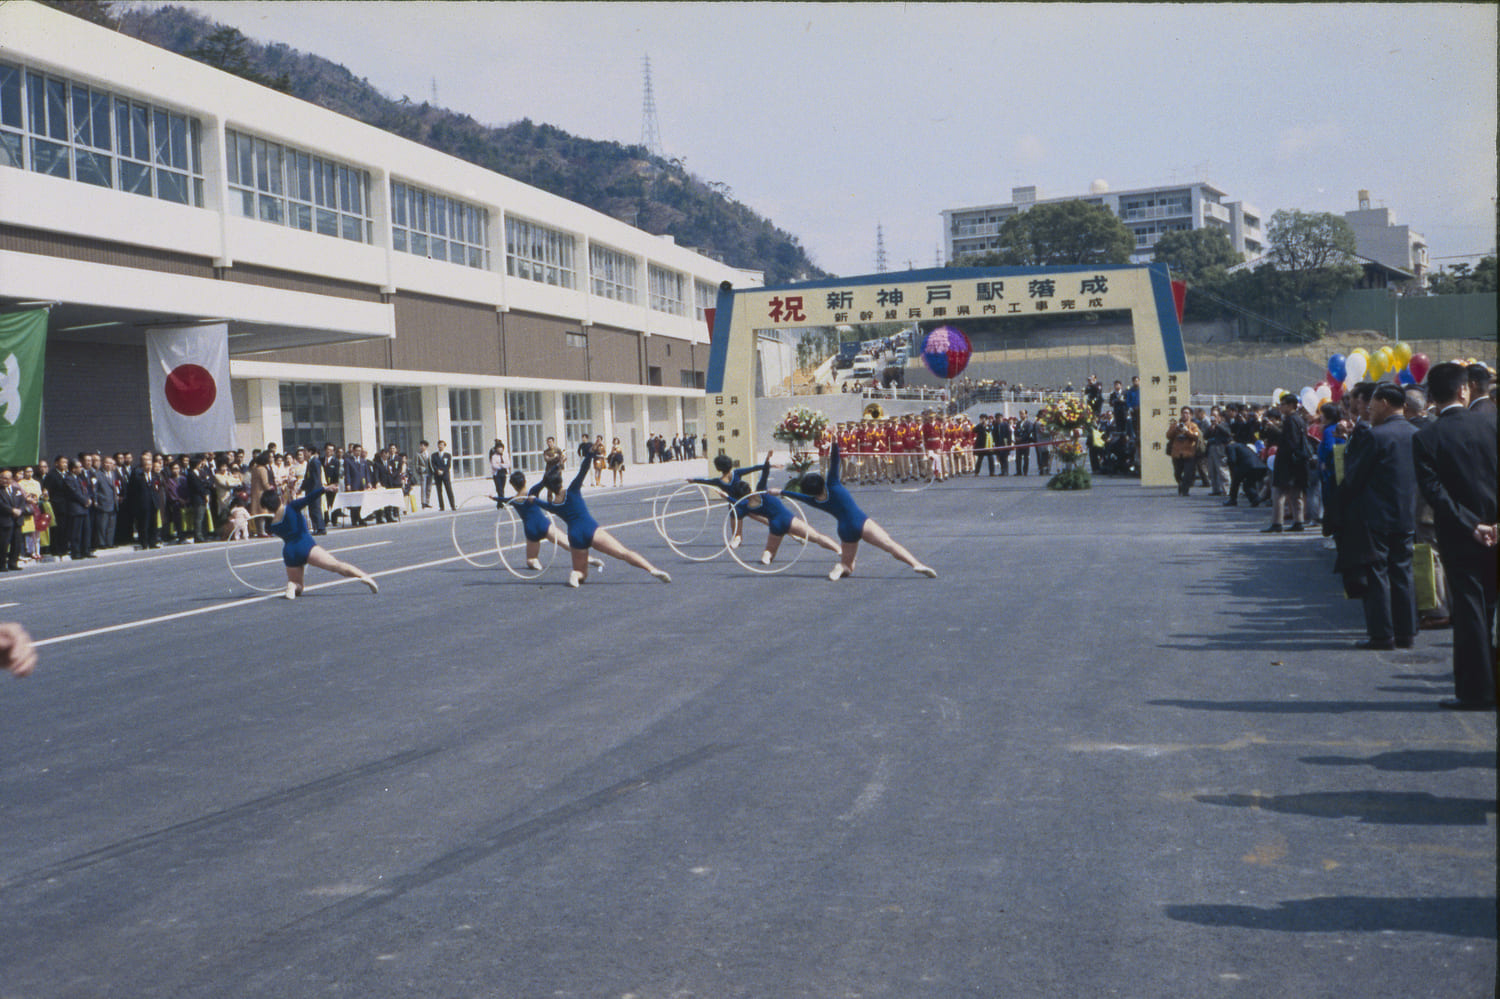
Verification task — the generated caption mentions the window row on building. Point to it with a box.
[2,57,721,318]
[277,381,698,476]
[0,61,202,206]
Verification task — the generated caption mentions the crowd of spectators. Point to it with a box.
[1163,362,1497,710]
[2,441,421,569]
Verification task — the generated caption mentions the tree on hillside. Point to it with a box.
[188,26,291,92]
[1428,256,1497,295]
[1265,209,1362,309]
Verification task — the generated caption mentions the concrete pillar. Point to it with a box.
[254,379,280,450]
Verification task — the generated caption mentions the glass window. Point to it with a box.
[448,389,485,478]
[648,264,686,315]
[505,216,575,288]
[390,180,489,269]
[506,391,546,473]
[694,279,716,321]
[589,243,638,303]
[0,64,207,205]
[376,385,424,459]
[562,393,593,454]
[279,382,345,452]
[227,128,370,243]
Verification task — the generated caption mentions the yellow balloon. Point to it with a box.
[1392,342,1413,368]
[1367,353,1386,379]
[1350,347,1370,360]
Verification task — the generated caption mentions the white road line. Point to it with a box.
[8,538,392,580]
[33,509,687,649]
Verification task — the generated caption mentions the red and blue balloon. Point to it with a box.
[920,325,972,380]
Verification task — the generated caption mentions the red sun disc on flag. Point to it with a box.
[164,364,217,416]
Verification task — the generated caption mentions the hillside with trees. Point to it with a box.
[47,1,827,284]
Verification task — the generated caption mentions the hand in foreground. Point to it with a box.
[0,623,36,678]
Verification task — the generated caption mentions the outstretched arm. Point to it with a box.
[569,452,591,492]
[827,441,842,487]
[288,485,327,513]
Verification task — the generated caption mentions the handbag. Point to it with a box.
[1413,542,1439,612]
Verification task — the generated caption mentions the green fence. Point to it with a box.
[1331,289,1497,341]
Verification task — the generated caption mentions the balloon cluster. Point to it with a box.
[1278,342,1467,416]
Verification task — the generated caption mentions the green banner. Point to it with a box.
[0,309,48,466]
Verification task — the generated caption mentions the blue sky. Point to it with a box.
[141,2,1497,277]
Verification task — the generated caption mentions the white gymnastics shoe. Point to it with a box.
[914,565,938,579]
[729,534,742,549]
[567,570,583,588]
[760,550,774,565]
[829,564,849,581]
[362,576,379,594]
[526,557,543,570]
[284,581,297,600]
[589,557,605,571]
[650,569,672,583]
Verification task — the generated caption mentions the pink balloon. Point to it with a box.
[1408,353,1431,382]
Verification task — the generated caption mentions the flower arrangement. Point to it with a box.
[1036,397,1094,432]
[773,406,831,446]
[1051,439,1087,465]
[773,405,829,491]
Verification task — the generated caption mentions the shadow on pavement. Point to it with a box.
[1193,789,1496,825]
[1164,896,1497,938]
[1149,698,1437,714]
[1299,749,1497,772]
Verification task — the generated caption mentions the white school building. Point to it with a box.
[0,0,767,475]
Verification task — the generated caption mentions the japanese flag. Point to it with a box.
[147,323,237,453]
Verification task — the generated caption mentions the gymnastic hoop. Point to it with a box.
[722,491,810,575]
[450,493,503,568]
[890,454,943,494]
[654,482,727,562]
[493,500,558,579]
[223,536,291,593]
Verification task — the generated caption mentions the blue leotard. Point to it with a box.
[732,464,796,536]
[269,486,322,567]
[690,464,795,537]
[781,442,867,543]
[532,458,599,549]
[509,490,554,543]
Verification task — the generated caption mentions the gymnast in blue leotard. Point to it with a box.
[261,484,379,599]
[779,440,937,581]
[507,470,604,573]
[693,451,839,564]
[532,456,670,588]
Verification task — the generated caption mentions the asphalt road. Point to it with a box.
[1,474,1494,998]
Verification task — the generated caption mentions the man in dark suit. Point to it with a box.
[993,416,1012,475]
[42,457,70,558]
[61,462,93,560]
[1338,384,1419,650]
[301,445,327,534]
[343,444,371,526]
[1412,363,1497,710]
[93,455,120,549]
[431,440,455,510]
[1466,363,1495,415]
[0,469,25,571]
[128,451,162,548]
[184,454,213,543]
[971,416,994,476]
[1014,412,1034,476]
